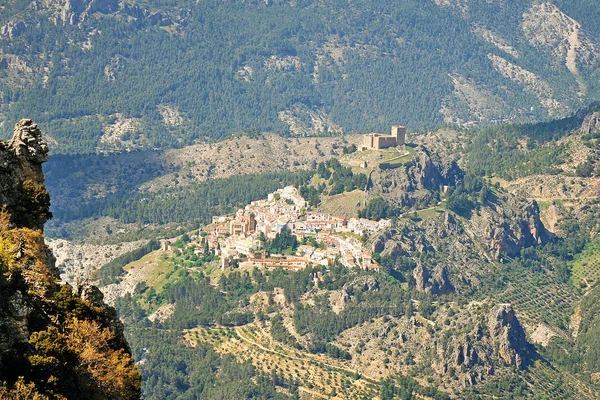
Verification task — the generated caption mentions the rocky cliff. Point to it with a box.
[0,119,51,230]
[0,120,140,399]
[431,303,530,388]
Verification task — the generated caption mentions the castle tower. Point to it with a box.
[391,125,406,146]
[364,134,375,149]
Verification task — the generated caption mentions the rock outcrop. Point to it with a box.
[0,120,140,399]
[0,119,51,230]
[33,0,119,25]
[413,263,454,295]
[487,304,529,369]
[405,146,463,193]
[431,303,530,388]
[581,111,600,135]
[468,198,550,259]
[0,20,26,39]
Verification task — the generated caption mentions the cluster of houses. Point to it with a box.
[200,186,389,272]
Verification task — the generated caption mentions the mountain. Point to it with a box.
[2,1,600,153]
[0,119,140,399]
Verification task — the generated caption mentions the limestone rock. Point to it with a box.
[342,275,380,294]
[487,304,529,369]
[413,262,430,292]
[0,119,51,230]
[0,20,26,39]
[8,119,49,164]
[79,283,129,351]
[468,198,550,259]
[431,266,454,295]
[0,119,140,396]
[413,262,454,295]
[581,111,600,135]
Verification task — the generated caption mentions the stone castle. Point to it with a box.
[362,125,406,150]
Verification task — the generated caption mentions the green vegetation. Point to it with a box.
[5,0,598,154]
[466,104,600,179]
[359,197,394,220]
[51,170,314,226]
[445,174,486,217]
[0,209,141,400]
[113,260,451,398]
[95,240,160,285]
[318,158,368,195]
[570,238,600,289]
[266,231,298,255]
[12,180,52,229]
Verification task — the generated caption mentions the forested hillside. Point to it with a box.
[2,0,600,153]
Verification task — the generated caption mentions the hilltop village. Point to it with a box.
[178,125,411,273]
[197,186,389,272]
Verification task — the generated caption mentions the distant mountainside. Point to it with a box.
[1,0,600,153]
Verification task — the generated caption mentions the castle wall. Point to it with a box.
[375,136,397,149]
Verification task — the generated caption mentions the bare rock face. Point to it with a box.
[413,150,443,191]
[431,303,530,388]
[468,199,550,259]
[8,119,49,165]
[0,119,51,230]
[487,304,529,369]
[431,266,454,295]
[79,284,130,351]
[413,262,454,295]
[331,276,380,313]
[581,111,600,135]
[405,147,462,192]
[0,120,140,397]
[413,262,430,292]
[34,0,118,25]
[0,20,26,39]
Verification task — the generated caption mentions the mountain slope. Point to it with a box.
[2,0,600,153]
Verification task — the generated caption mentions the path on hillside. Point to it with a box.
[526,196,599,202]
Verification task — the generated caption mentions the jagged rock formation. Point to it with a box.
[368,142,551,294]
[337,299,533,391]
[487,304,529,369]
[581,111,600,135]
[431,303,529,388]
[0,20,26,40]
[467,198,550,259]
[413,263,454,295]
[329,276,380,313]
[405,147,462,192]
[33,0,119,25]
[0,120,140,399]
[0,119,51,230]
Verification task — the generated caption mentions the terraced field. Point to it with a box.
[498,268,576,328]
[184,324,381,399]
[570,239,600,290]
[525,359,599,400]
